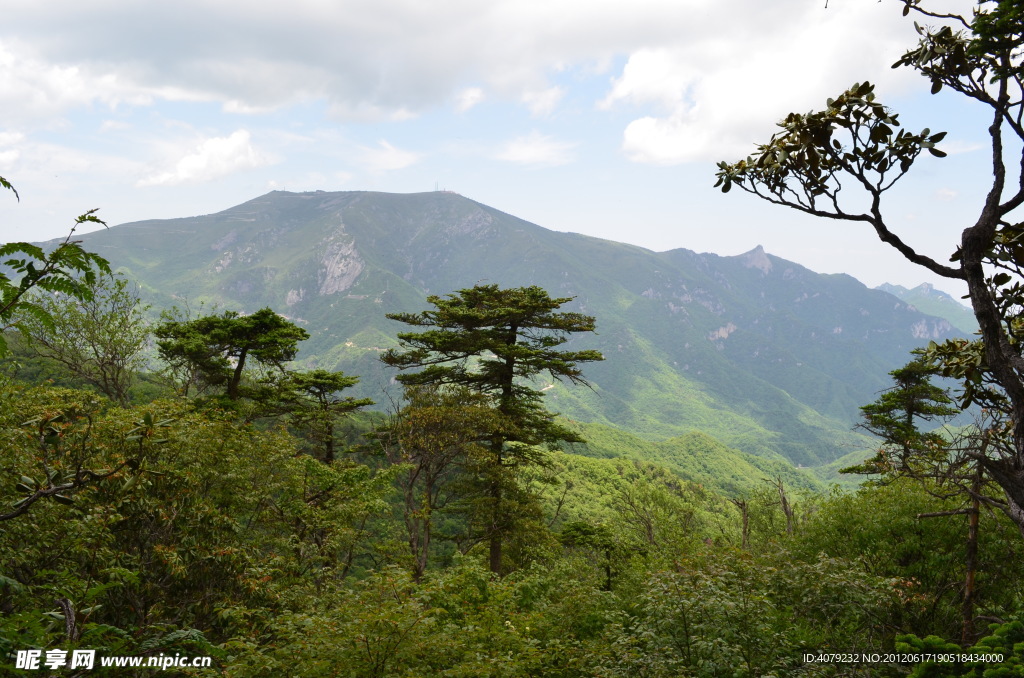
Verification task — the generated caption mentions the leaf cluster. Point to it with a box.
[715,81,946,213]
[382,284,604,450]
[154,307,309,399]
[17,273,150,406]
[0,211,111,355]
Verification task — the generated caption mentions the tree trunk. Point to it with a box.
[228,349,248,400]
[961,217,1024,537]
[730,498,750,549]
[489,335,516,576]
[980,457,1024,538]
[324,419,335,463]
[962,466,981,644]
[488,474,503,575]
[769,478,794,535]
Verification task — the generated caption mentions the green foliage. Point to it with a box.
[844,357,957,476]
[0,382,395,661]
[382,284,603,446]
[154,306,309,400]
[593,550,901,677]
[716,0,1024,534]
[0,173,18,201]
[566,420,824,497]
[0,387,165,522]
[2,375,1014,674]
[18,273,150,406]
[0,209,111,357]
[921,337,1001,412]
[277,369,373,462]
[715,80,946,200]
[791,479,1024,638]
[897,620,1024,676]
[223,559,614,677]
[376,385,504,579]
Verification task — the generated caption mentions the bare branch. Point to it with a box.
[917,509,972,519]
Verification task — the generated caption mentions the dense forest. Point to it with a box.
[1,253,1023,676]
[5,1,1024,675]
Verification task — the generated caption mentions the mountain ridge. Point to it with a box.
[51,190,961,467]
[875,282,977,335]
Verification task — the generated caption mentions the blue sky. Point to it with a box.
[0,0,992,298]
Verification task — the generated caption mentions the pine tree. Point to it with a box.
[381,284,603,574]
[155,307,309,400]
[844,357,957,476]
[279,369,373,463]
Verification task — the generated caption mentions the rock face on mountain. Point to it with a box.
[68,190,959,466]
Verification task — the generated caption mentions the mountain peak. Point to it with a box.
[739,245,772,274]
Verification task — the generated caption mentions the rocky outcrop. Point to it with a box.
[318,237,363,296]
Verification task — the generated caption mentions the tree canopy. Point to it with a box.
[844,357,958,476]
[154,307,310,400]
[19,273,149,406]
[278,369,373,462]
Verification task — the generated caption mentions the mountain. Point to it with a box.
[875,282,978,336]
[65,190,960,467]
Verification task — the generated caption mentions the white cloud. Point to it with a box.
[496,131,576,167]
[601,1,977,164]
[620,114,711,165]
[456,87,485,112]
[326,101,418,123]
[522,87,563,117]
[0,0,980,154]
[358,140,421,173]
[0,131,24,146]
[0,131,23,169]
[598,48,692,111]
[0,134,140,181]
[99,120,130,133]
[222,99,280,115]
[138,130,269,187]
[940,139,986,155]
[0,40,204,127]
[2,0,958,126]
[935,188,958,202]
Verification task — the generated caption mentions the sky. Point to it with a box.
[0,0,995,298]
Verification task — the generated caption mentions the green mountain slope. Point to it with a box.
[876,282,978,335]
[61,190,959,467]
[562,421,823,496]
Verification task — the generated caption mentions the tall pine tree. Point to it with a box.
[844,357,957,476]
[381,284,603,574]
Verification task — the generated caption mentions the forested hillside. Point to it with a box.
[2,224,1022,676]
[4,304,1024,675]
[5,1,1024,674]
[62,188,961,468]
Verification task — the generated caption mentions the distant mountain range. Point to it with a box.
[875,282,978,335]
[62,190,964,470]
